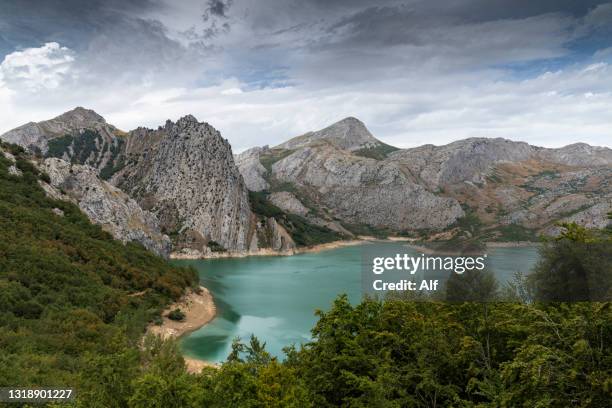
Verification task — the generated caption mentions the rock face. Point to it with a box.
[238,117,612,237]
[234,146,270,192]
[271,145,464,230]
[40,158,171,257]
[112,115,253,255]
[389,138,536,188]
[268,192,309,216]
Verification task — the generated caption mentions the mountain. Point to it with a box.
[277,117,388,151]
[5,109,609,254]
[237,118,612,240]
[0,109,311,256]
[110,115,254,255]
[1,107,125,175]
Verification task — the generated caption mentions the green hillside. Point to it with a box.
[0,142,197,388]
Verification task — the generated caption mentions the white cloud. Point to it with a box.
[0,42,75,91]
[1,60,611,152]
[1,4,611,152]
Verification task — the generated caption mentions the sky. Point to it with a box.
[1,0,611,151]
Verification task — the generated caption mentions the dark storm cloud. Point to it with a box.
[0,0,163,53]
[203,0,233,20]
[199,0,234,39]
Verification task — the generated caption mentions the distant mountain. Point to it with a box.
[276,117,388,151]
[237,118,612,241]
[1,107,124,170]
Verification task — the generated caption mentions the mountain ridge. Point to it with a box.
[2,108,610,254]
[237,117,612,241]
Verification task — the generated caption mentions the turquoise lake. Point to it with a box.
[177,242,540,363]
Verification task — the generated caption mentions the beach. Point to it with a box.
[147,285,218,373]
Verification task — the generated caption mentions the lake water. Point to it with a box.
[177,242,539,363]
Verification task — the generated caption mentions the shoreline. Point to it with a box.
[406,241,541,255]
[170,238,372,260]
[171,238,540,260]
[147,285,218,373]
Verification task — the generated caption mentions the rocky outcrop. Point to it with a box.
[388,138,536,188]
[271,145,464,230]
[276,117,385,152]
[40,158,171,257]
[112,115,253,255]
[235,146,270,192]
[262,217,296,252]
[269,191,309,216]
[539,143,612,167]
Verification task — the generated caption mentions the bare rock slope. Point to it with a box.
[113,115,254,255]
[40,158,172,257]
[237,118,612,238]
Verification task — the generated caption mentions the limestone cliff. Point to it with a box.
[2,109,258,256]
[39,158,171,257]
[112,115,253,255]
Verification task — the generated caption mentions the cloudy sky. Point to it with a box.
[1,0,611,151]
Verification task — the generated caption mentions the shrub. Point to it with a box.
[167,309,185,322]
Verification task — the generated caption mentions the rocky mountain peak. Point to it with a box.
[55,106,106,127]
[276,116,385,152]
[175,114,200,128]
[115,117,253,255]
[0,106,114,155]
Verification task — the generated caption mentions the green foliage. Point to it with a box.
[71,129,101,164]
[99,139,125,180]
[207,240,226,253]
[283,214,341,246]
[0,143,197,388]
[340,221,389,239]
[249,191,343,246]
[528,223,612,301]
[167,309,186,322]
[491,224,538,242]
[46,134,74,158]
[1,142,610,407]
[446,268,499,302]
[353,142,399,160]
[259,149,295,174]
[249,191,284,218]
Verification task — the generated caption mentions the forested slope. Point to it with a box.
[0,142,197,388]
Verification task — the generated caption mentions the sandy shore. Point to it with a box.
[147,286,218,373]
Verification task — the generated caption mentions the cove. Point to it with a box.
[177,242,539,363]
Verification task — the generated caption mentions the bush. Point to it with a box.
[167,308,185,322]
